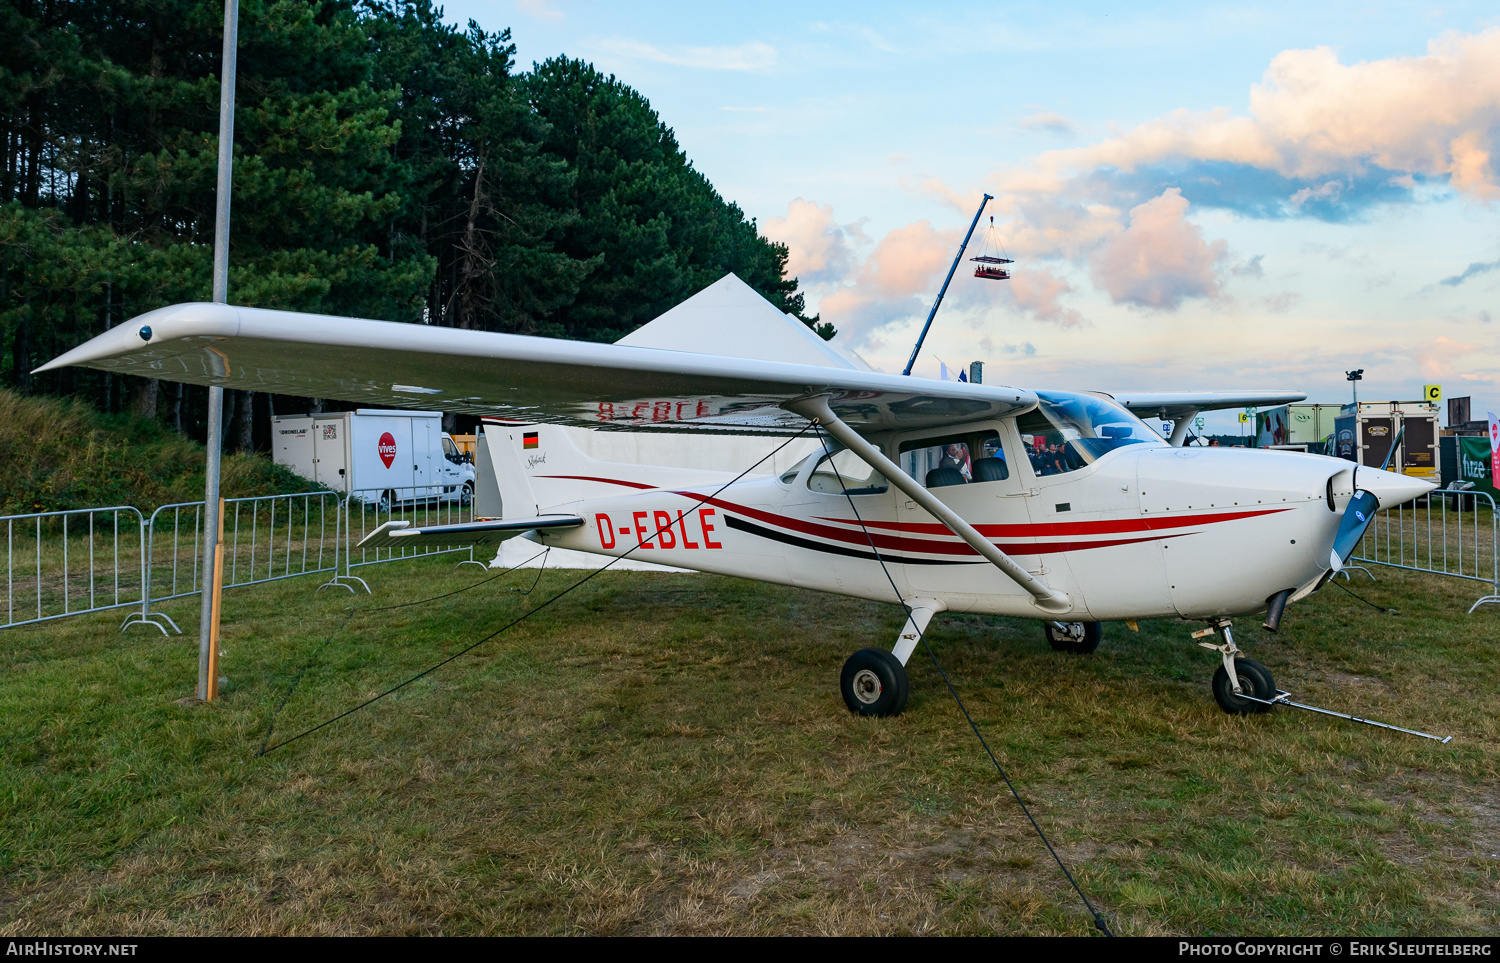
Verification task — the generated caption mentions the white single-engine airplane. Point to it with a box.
[42,302,1435,717]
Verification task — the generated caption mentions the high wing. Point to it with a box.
[1110,391,1307,423]
[38,302,1035,433]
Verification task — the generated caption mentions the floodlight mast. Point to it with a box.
[902,193,993,377]
[1346,368,1364,409]
[197,0,238,703]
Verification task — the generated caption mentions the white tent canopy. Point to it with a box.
[616,272,871,372]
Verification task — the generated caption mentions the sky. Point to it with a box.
[443,0,1500,433]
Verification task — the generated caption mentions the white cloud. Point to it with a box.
[1089,189,1227,310]
[593,38,778,71]
[1004,28,1500,199]
[905,30,1500,323]
[1261,291,1301,314]
[516,0,564,20]
[516,0,563,21]
[1017,111,1077,135]
[1006,267,1085,327]
[1288,180,1344,209]
[761,199,860,285]
[764,199,1089,349]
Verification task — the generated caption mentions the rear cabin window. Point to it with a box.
[806,446,889,495]
[899,430,1006,489]
[780,452,816,485]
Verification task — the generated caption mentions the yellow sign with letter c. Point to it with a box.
[1424,384,1442,403]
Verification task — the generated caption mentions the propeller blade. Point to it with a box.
[1329,489,1380,572]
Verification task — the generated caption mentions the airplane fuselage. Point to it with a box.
[524,434,1420,623]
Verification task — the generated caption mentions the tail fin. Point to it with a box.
[475,425,540,519]
[479,422,748,511]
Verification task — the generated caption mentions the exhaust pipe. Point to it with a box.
[1263,589,1292,633]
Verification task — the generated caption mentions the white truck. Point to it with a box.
[272,409,475,508]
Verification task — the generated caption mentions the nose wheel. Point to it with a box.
[1194,621,1277,715]
[840,648,909,717]
[1212,658,1276,714]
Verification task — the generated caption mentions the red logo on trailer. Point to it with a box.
[377,431,397,468]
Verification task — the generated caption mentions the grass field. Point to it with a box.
[1,554,1496,935]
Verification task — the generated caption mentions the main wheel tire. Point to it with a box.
[1212,657,1277,715]
[1044,621,1102,654]
[840,648,909,717]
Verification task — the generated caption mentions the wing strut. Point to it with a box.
[786,395,1073,615]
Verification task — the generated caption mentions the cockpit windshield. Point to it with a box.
[1017,391,1166,476]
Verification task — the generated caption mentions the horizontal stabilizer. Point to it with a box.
[1113,391,1306,422]
[356,516,584,552]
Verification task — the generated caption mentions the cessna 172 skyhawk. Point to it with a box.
[41,302,1435,718]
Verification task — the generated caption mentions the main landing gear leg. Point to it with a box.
[1194,620,1276,715]
[840,599,944,718]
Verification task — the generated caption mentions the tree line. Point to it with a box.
[0,0,827,449]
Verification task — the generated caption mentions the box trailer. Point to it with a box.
[1254,403,1340,452]
[272,409,475,506]
[1288,404,1340,447]
[1332,401,1439,477]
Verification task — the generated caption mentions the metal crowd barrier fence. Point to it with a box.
[126,491,345,634]
[1351,488,1499,613]
[1,486,486,633]
[1,507,149,630]
[323,484,483,593]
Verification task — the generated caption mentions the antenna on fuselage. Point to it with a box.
[902,192,994,377]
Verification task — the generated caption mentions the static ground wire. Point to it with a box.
[256,547,552,755]
[1329,576,1397,614]
[256,422,817,757]
[812,425,1115,937]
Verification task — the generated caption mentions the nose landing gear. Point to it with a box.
[1194,620,1277,714]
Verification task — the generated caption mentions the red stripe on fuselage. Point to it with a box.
[537,473,1291,558]
[535,475,658,490]
[687,494,1213,558]
[813,507,1290,538]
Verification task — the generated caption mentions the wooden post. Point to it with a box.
[205,497,225,701]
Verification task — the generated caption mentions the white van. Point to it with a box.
[273,409,475,508]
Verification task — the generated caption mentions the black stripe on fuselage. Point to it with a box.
[723,514,978,566]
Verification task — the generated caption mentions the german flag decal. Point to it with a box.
[523,431,539,450]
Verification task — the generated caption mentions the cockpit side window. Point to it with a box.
[1017,391,1165,477]
[898,430,1005,488]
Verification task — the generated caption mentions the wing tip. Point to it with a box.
[34,302,241,374]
